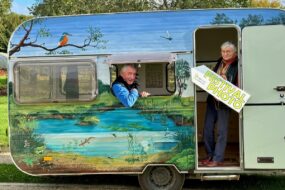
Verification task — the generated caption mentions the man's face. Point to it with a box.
[121,66,136,85]
[221,46,236,61]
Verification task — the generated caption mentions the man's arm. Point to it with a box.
[112,84,139,107]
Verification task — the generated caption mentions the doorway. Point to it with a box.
[194,26,240,168]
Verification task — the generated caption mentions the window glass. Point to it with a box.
[14,60,96,103]
[146,64,163,88]
[17,65,51,102]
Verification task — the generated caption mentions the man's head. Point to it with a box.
[220,41,237,62]
[120,64,137,85]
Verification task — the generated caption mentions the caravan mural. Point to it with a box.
[8,8,284,175]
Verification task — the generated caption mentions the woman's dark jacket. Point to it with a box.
[207,57,238,109]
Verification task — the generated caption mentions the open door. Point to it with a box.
[243,25,285,169]
[194,26,241,169]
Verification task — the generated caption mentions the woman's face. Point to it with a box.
[221,46,236,61]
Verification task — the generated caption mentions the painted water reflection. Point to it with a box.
[35,109,193,157]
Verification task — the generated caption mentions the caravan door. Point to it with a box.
[242,25,285,169]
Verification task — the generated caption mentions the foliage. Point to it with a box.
[9,116,45,154]
[0,75,7,89]
[29,0,283,17]
[150,0,249,9]
[249,0,282,7]
[175,59,191,97]
[211,13,237,24]
[239,14,264,28]
[0,13,31,52]
[0,0,11,15]
[98,80,111,94]
[91,91,119,107]
[167,148,195,170]
[266,13,285,24]
[211,12,285,28]
[0,0,31,52]
[0,96,8,146]
[29,0,152,16]
[77,115,100,125]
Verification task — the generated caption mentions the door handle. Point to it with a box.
[274,86,285,91]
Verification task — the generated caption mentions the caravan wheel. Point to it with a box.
[138,166,185,190]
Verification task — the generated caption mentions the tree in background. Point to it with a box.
[0,0,30,53]
[149,0,249,9]
[0,0,11,15]
[29,0,152,16]
[29,0,251,16]
[249,0,282,7]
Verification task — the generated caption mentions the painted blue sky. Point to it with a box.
[9,9,284,57]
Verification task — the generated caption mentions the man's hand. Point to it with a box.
[140,91,150,97]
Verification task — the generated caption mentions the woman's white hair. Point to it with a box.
[221,41,237,53]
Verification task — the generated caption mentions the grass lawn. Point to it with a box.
[1,164,285,189]
[0,75,7,89]
[0,96,8,147]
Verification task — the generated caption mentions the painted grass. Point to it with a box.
[0,96,8,146]
[1,164,285,189]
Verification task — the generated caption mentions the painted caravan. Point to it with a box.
[8,8,285,190]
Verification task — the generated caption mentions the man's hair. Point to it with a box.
[120,64,136,75]
[221,41,237,53]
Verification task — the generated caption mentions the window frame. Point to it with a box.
[166,62,176,94]
[13,59,97,104]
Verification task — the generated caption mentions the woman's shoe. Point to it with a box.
[200,157,212,165]
[206,161,224,167]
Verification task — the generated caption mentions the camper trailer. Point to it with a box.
[8,8,285,190]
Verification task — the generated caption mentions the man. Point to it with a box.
[202,41,238,167]
[112,64,150,107]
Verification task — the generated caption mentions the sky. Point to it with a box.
[11,0,38,15]
[11,0,285,15]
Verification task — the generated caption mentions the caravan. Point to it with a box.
[8,8,285,189]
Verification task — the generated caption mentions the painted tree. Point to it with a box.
[9,19,106,56]
[211,13,237,24]
[239,14,264,28]
[266,13,285,24]
[175,59,190,97]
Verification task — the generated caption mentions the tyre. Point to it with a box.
[138,166,185,190]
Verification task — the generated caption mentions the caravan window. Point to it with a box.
[111,62,175,96]
[14,60,96,103]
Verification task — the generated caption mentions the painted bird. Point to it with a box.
[58,32,71,46]
[160,31,173,41]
